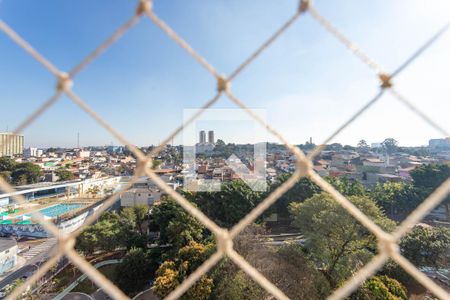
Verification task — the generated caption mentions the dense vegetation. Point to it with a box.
[289,193,396,288]
[0,157,43,185]
[75,205,156,296]
[73,163,450,298]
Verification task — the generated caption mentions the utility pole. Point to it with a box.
[77,132,80,148]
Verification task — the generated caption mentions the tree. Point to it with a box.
[378,259,416,289]
[75,226,99,255]
[183,275,213,300]
[215,139,226,146]
[0,157,16,172]
[400,226,450,269]
[125,231,148,250]
[12,173,28,185]
[152,159,162,170]
[289,193,395,288]
[76,212,132,254]
[211,225,330,300]
[55,169,75,181]
[0,171,11,183]
[88,219,123,252]
[371,182,423,220]
[211,140,235,158]
[350,275,407,300]
[115,248,158,295]
[151,198,205,251]
[153,241,215,300]
[382,138,398,155]
[116,165,126,175]
[357,140,370,153]
[118,207,150,249]
[133,204,149,234]
[326,143,343,151]
[269,174,321,218]
[120,207,137,230]
[411,163,450,190]
[11,162,42,185]
[184,180,263,228]
[343,145,355,151]
[4,278,25,296]
[410,163,450,219]
[76,207,148,255]
[325,176,366,197]
[153,261,180,297]
[86,186,100,198]
[213,269,265,300]
[398,146,429,158]
[301,141,316,150]
[3,278,36,299]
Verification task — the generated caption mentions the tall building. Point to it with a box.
[0,133,24,157]
[23,147,33,158]
[24,147,43,158]
[199,130,206,144]
[208,130,215,144]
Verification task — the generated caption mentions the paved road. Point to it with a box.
[0,238,59,290]
[21,238,57,260]
[132,288,157,300]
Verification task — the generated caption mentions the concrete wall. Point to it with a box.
[120,189,155,207]
[0,202,105,238]
[0,245,17,275]
[0,176,122,207]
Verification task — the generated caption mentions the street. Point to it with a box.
[0,238,60,290]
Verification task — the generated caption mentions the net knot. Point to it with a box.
[136,0,152,15]
[136,157,152,176]
[216,229,233,254]
[379,73,392,89]
[58,234,76,252]
[296,158,312,175]
[56,73,73,91]
[217,75,231,92]
[377,233,399,257]
[299,0,311,13]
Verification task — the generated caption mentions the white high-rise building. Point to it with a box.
[24,147,43,158]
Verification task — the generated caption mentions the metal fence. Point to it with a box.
[1,0,449,299]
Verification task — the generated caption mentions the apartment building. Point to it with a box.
[0,132,24,157]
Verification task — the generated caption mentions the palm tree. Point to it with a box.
[87,186,100,198]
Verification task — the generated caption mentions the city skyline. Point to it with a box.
[1,0,449,147]
[8,132,447,149]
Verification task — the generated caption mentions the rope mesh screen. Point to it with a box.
[0,1,449,299]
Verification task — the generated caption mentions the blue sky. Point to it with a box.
[1,0,449,148]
